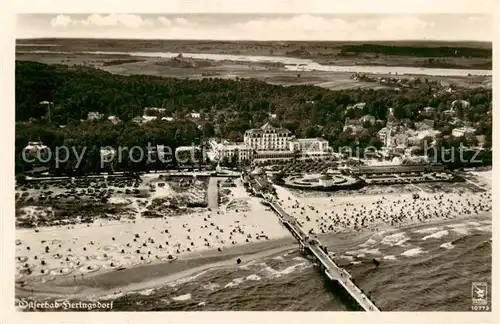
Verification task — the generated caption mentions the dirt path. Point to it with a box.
[207,177,219,209]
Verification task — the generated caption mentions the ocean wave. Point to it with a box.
[358,238,378,248]
[246,274,261,281]
[446,224,470,235]
[292,256,307,262]
[168,270,210,287]
[383,255,396,260]
[261,262,311,278]
[381,232,410,247]
[422,230,449,241]
[414,227,440,234]
[349,261,362,265]
[475,226,492,232]
[138,288,155,296]
[224,277,245,288]
[450,235,470,245]
[340,255,355,261]
[356,248,382,256]
[273,256,285,261]
[440,242,454,250]
[172,293,192,301]
[99,292,125,300]
[400,247,425,257]
[202,282,220,291]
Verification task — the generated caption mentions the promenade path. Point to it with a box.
[207,177,219,209]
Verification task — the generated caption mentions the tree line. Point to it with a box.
[15,61,492,175]
[339,44,492,58]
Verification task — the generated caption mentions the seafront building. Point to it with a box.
[452,126,476,138]
[243,122,292,151]
[100,147,116,161]
[289,138,329,156]
[87,112,104,121]
[24,141,49,157]
[209,139,253,164]
[212,123,331,165]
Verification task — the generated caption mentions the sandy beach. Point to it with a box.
[15,176,291,292]
[273,184,491,236]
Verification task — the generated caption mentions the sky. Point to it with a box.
[16,13,493,41]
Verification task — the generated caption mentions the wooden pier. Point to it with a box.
[265,195,380,312]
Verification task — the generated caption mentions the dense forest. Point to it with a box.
[339,44,492,58]
[15,61,492,175]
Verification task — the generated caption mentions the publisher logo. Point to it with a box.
[471,282,488,306]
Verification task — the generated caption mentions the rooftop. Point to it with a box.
[290,138,328,143]
[176,146,201,152]
[222,143,251,150]
[245,122,291,134]
[453,126,476,131]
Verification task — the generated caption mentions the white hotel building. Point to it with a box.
[209,139,253,164]
[210,123,331,165]
[243,122,292,151]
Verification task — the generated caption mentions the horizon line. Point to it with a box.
[15,37,493,43]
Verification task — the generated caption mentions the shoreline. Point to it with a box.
[16,210,491,301]
[16,236,297,299]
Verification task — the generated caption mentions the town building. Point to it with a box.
[452,126,476,138]
[252,151,295,165]
[175,146,202,165]
[156,145,173,163]
[408,129,441,146]
[133,115,158,124]
[87,112,104,121]
[343,119,364,134]
[345,163,445,175]
[210,139,253,164]
[23,141,49,157]
[289,138,329,157]
[421,107,435,115]
[186,112,201,119]
[415,119,435,130]
[220,144,253,164]
[377,127,390,143]
[161,117,174,122]
[244,122,292,151]
[100,147,116,164]
[360,115,376,125]
[108,116,121,125]
[443,109,457,117]
[346,102,366,110]
[451,100,470,110]
[144,107,166,115]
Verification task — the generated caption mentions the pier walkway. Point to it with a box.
[264,194,380,312]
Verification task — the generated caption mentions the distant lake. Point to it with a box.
[18,50,492,77]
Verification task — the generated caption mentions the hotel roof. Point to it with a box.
[290,138,328,143]
[245,122,291,135]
